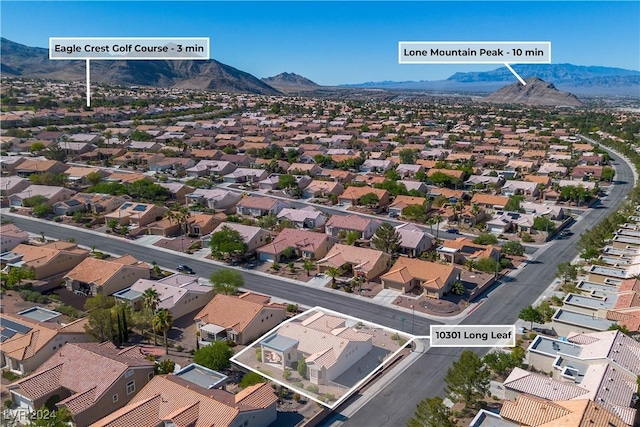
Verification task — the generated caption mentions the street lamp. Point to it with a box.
[400,317,405,332]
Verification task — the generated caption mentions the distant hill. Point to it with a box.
[0,38,281,95]
[342,64,640,96]
[262,72,320,93]
[482,77,583,106]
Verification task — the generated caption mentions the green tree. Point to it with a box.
[258,213,278,230]
[155,359,176,374]
[27,406,72,426]
[537,301,556,323]
[42,145,67,162]
[142,288,160,312]
[451,281,466,295]
[444,350,490,409]
[608,324,632,336]
[210,226,248,259]
[132,308,154,341]
[209,269,244,295]
[152,308,173,355]
[5,266,35,288]
[504,195,524,212]
[371,223,401,255]
[429,171,452,187]
[402,204,429,223]
[518,305,543,329]
[302,259,315,277]
[533,216,556,233]
[359,192,380,207]
[473,233,498,245]
[345,230,360,245]
[193,341,233,370]
[502,241,525,256]
[483,351,520,377]
[239,372,266,388]
[297,358,308,379]
[475,257,499,274]
[29,142,45,153]
[399,149,418,165]
[556,261,578,284]
[84,294,116,342]
[601,167,615,182]
[278,174,298,189]
[86,171,103,186]
[407,396,456,427]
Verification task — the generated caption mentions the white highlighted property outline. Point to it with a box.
[49,37,210,107]
[231,306,416,410]
[430,324,516,348]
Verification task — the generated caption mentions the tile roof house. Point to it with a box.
[222,168,268,184]
[53,193,128,216]
[260,311,373,386]
[114,273,214,320]
[103,202,168,227]
[0,223,29,252]
[9,241,90,283]
[470,193,509,212]
[9,185,76,207]
[90,375,277,427]
[338,187,390,208]
[202,223,270,254]
[277,206,328,229]
[257,228,335,262]
[393,223,434,257]
[14,159,68,176]
[0,176,30,197]
[195,292,287,346]
[437,237,501,265]
[185,188,242,212]
[316,244,390,280]
[0,313,90,375]
[325,214,380,239]
[380,257,460,297]
[185,160,237,178]
[8,342,155,427]
[388,195,430,218]
[499,395,626,427]
[287,163,323,176]
[302,180,345,199]
[64,254,150,296]
[235,196,289,217]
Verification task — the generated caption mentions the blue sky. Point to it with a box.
[1,1,638,85]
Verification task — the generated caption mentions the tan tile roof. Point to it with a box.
[12,343,153,416]
[389,195,428,209]
[503,368,589,401]
[12,242,88,267]
[325,214,377,232]
[340,186,388,201]
[0,313,69,361]
[236,196,278,210]
[64,255,148,287]
[440,237,499,260]
[195,293,283,333]
[257,228,329,255]
[543,399,627,427]
[470,193,510,206]
[381,258,459,290]
[317,244,389,274]
[90,375,276,427]
[500,394,571,425]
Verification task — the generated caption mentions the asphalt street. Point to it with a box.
[338,147,636,427]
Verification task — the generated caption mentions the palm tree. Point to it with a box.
[164,210,178,226]
[302,259,315,277]
[176,207,191,235]
[432,215,443,239]
[152,308,173,355]
[326,267,341,285]
[142,288,160,312]
[471,204,480,227]
[465,259,476,272]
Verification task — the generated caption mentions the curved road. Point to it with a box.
[338,146,636,427]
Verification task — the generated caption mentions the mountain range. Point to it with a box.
[0,38,281,95]
[483,77,583,106]
[1,38,638,97]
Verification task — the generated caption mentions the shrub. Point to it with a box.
[344,286,352,293]
[226,340,237,347]
[271,262,281,272]
[2,371,20,381]
[240,372,266,388]
[20,289,50,304]
[521,233,534,243]
[54,303,84,320]
[175,345,184,352]
[307,385,319,394]
[283,368,292,380]
[4,400,12,409]
[331,282,339,289]
[529,333,538,340]
[293,393,301,403]
[286,304,298,313]
[255,348,263,361]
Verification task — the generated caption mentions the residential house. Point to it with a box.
[287,163,323,176]
[222,168,268,184]
[157,182,195,201]
[520,201,565,220]
[260,311,373,386]
[302,180,344,199]
[360,159,393,173]
[399,180,429,193]
[0,313,89,375]
[185,160,236,177]
[114,274,214,320]
[186,213,225,238]
[572,165,603,181]
[185,188,242,212]
[9,241,89,284]
[14,159,68,176]
[203,223,270,253]
[395,164,424,178]
[103,202,168,227]
[501,180,540,198]
[338,187,390,208]
[0,224,29,252]
[437,237,501,265]
[8,342,154,427]
[64,254,150,296]
[470,193,509,212]
[53,193,128,216]
[195,292,287,345]
[257,228,334,262]
[277,206,327,229]
[388,195,429,218]
[236,196,288,217]
[380,257,460,297]
[325,214,380,239]
[0,176,30,198]
[9,185,76,207]
[394,223,434,257]
[90,375,277,427]
[486,211,537,235]
[316,244,390,280]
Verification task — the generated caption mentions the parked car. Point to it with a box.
[446,228,460,234]
[177,264,194,274]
